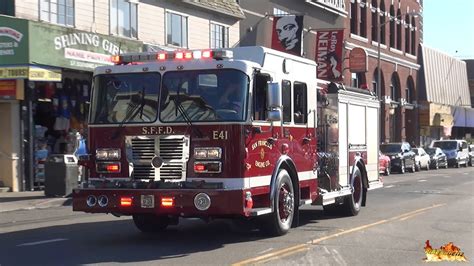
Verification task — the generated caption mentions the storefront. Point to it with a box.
[0,15,143,191]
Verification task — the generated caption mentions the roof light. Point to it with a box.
[175,52,184,59]
[202,50,212,58]
[120,196,133,207]
[184,52,193,59]
[111,55,122,64]
[157,53,167,60]
[193,51,202,59]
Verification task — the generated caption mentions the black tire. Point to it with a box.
[426,162,430,171]
[132,214,169,233]
[434,161,439,170]
[399,161,406,174]
[343,167,363,216]
[415,161,421,172]
[262,169,295,236]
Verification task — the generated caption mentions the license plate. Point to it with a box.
[140,195,155,208]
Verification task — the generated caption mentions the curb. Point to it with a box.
[0,197,71,213]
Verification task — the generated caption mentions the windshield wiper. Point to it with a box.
[111,90,146,140]
[173,86,203,138]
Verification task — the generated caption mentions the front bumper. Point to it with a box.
[390,158,402,169]
[73,188,247,217]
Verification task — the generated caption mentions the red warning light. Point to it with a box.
[184,52,193,59]
[202,50,212,58]
[175,52,184,59]
[157,53,166,60]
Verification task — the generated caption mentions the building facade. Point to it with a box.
[0,0,243,192]
[344,0,422,144]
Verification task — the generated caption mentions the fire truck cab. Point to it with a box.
[73,46,382,236]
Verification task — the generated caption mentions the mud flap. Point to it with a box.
[361,187,367,207]
[291,207,299,228]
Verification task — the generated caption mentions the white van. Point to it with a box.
[430,140,469,167]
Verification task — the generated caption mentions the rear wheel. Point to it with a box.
[132,214,169,233]
[343,167,363,216]
[262,169,295,236]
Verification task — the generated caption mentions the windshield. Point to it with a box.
[425,148,436,155]
[90,73,160,124]
[412,149,419,155]
[160,69,249,122]
[380,144,401,154]
[432,141,457,150]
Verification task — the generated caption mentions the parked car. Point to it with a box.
[380,142,416,174]
[425,147,448,169]
[468,144,474,166]
[379,151,391,176]
[412,147,431,171]
[430,139,469,168]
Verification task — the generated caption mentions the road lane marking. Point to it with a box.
[257,248,274,255]
[17,238,67,247]
[331,248,348,266]
[385,185,395,188]
[232,203,446,265]
[418,179,427,182]
[399,211,426,221]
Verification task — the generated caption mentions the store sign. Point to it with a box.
[0,66,61,81]
[0,16,29,65]
[0,80,17,99]
[315,29,344,81]
[29,22,143,71]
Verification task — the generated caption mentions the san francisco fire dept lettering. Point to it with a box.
[141,126,173,135]
[252,140,273,168]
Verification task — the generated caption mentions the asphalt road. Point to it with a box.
[0,167,472,265]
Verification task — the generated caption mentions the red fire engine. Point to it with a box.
[73,46,382,235]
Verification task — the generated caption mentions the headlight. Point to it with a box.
[391,155,398,159]
[194,147,222,159]
[96,148,121,160]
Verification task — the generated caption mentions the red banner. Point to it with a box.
[271,15,304,56]
[315,29,344,81]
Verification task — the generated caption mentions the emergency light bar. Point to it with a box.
[111,49,233,65]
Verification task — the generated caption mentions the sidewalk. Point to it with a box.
[0,191,71,213]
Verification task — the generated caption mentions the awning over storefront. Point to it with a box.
[0,15,143,72]
[452,106,474,127]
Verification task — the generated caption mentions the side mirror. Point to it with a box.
[266,82,282,122]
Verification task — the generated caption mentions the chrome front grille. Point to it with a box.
[127,135,189,181]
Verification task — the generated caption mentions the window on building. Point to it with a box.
[350,0,358,35]
[294,82,307,124]
[380,0,386,45]
[351,73,359,88]
[396,9,402,50]
[0,0,14,16]
[40,0,74,26]
[359,0,367,37]
[282,80,292,123]
[406,76,415,103]
[411,18,416,55]
[371,0,378,42]
[389,5,395,48]
[405,15,410,54]
[273,7,289,16]
[210,23,229,49]
[110,0,137,38]
[166,12,188,47]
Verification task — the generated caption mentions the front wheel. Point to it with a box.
[132,214,169,233]
[343,167,363,216]
[262,169,295,236]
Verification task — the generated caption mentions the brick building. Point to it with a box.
[344,0,423,144]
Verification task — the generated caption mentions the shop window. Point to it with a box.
[166,12,188,47]
[253,73,272,121]
[40,0,75,26]
[0,0,14,16]
[350,0,358,35]
[359,0,367,37]
[110,0,137,38]
[282,80,292,123]
[294,82,307,124]
[210,23,229,49]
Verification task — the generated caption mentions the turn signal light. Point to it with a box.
[161,197,174,207]
[120,197,133,207]
[106,164,120,172]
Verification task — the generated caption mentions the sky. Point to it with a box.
[423,0,474,59]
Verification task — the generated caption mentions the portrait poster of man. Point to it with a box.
[271,15,304,56]
[315,29,344,81]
